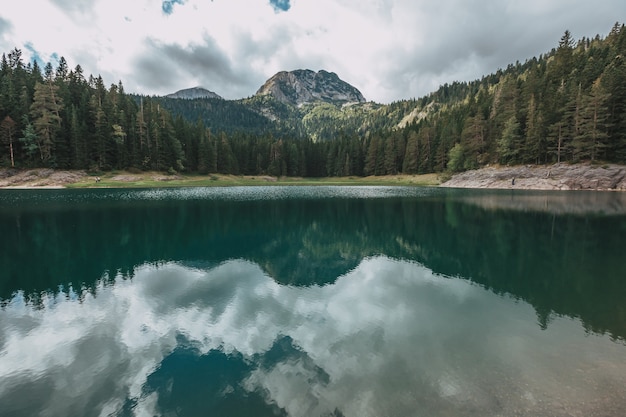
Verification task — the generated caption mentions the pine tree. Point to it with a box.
[497,116,522,164]
[418,125,433,173]
[30,80,63,163]
[364,135,381,176]
[19,117,39,165]
[217,132,237,174]
[551,30,575,84]
[523,94,546,164]
[447,143,465,172]
[383,133,398,174]
[573,77,610,161]
[68,105,87,168]
[461,114,487,168]
[90,94,109,169]
[0,115,16,167]
[402,130,419,174]
[603,55,626,161]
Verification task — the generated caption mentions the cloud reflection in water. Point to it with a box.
[1,257,625,417]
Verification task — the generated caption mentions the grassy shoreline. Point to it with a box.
[0,169,442,189]
[67,173,442,188]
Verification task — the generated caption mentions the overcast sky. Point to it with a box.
[0,0,624,103]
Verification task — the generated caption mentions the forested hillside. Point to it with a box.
[1,23,625,177]
[402,23,626,174]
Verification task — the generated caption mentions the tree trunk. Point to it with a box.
[9,138,14,167]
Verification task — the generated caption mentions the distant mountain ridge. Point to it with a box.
[158,69,376,139]
[166,70,366,107]
[254,69,367,106]
[165,87,222,100]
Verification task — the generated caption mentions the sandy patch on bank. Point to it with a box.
[109,173,184,182]
[0,169,89,188]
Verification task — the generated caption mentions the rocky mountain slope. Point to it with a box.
[165,87,222,100]
[255,69,367,106]
[157,69,383,140]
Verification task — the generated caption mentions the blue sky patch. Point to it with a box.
[162,0,185,15]
[24,42,46,70]
[269,0,290,13]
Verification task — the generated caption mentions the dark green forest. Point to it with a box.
[1,23,626,176]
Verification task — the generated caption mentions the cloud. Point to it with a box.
[269,0,291,13]
[132,35,258,99]
[162,0,185,15]
[49,0,96,16]
[0,16,12,35]
[48,0,99,24]
[1,258,625,416]
[370,0,626,101]
[2,0,626,101]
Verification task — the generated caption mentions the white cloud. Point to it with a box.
[1,257,625,416]
[0,1,625,102]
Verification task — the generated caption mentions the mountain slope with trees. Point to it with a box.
[1,23,626,177]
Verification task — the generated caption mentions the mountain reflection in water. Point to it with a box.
[1,186,625,416]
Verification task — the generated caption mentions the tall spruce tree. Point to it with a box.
[30,80,63,164]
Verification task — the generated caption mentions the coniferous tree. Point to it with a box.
[19,116,38,165]
[30,80,63,163]
[603,55,626,160]
[447,143,465,172]
[383,133,398,174]
[0,115,16,167]
[461,114,487,168]
[523,93,546,164]
[497,116,522,164]
[573,77,611,161]
[90,93,109,169]
[217,132,237,174]
[364,135,380,176]
[402,130,419,174]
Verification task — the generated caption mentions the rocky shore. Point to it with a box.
[1,163,626,190]
[441,163,626,191]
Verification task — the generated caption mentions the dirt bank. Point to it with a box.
[2,164,626,190]
[0,168,89,188]
[441,163,626,191]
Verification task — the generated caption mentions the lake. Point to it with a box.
[1,186,626,417]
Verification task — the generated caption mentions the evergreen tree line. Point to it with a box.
[402,23,626,173]
[1,23,626,176]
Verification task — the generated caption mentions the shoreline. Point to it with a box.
[441,163,626,191]
[1,163,625,190]
[0,169,440,188]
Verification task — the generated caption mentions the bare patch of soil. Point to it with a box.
[0,169,88,188]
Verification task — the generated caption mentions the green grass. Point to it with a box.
[66,173,442,188]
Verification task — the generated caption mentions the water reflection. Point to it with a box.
[5,187,625,340]
[452,188,626,215]
[2,187,626,416]
[1,258,625,417]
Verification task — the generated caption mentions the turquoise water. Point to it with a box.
[1,186,626,416]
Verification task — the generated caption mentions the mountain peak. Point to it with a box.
[255,70,366,106]
[165,87,222,100]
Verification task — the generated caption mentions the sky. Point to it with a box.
[0,0,624,103]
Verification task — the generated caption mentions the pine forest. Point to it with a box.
[1,23,626,177]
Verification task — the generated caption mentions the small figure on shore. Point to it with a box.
[512,177,515,185]
[95,177,101,183]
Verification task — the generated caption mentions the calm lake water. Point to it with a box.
[1,186,626,417]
